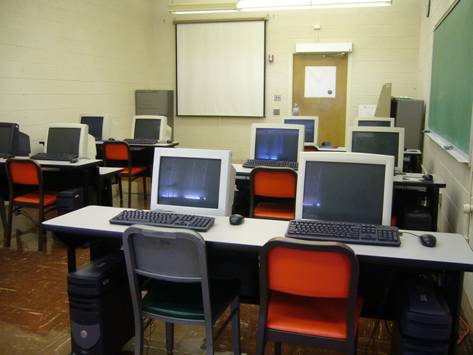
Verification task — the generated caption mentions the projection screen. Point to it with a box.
[176,20,266,117]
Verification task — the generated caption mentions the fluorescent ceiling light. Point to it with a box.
[169,2,238,14]
[237,0,391,10]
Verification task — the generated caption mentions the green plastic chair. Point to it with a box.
[123,225,241,355]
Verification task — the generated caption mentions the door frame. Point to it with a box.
[288,49,353,147]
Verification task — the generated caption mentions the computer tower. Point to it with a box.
[391,98,425,150]
[135,90,174,139]
[57,187,84,215]
[403,207,433,232]
[68,251,134,355]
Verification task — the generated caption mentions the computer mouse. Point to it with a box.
[423,174,433,182]
[321,141,333,147]
[419,234,437,247]
[229,214,244,225]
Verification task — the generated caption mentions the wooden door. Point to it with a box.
[292,53,348,146]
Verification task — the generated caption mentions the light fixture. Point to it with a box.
[237,0,391,11]
[169,2,238,15]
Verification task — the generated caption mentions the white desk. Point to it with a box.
[42,205,473,354]
[0,157,102,167]
[43,205,473,270]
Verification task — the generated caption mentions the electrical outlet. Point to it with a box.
[274,95,281,102]
[273,108,280,115]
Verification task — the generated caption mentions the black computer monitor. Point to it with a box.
[296,153,394,225]
[81,116,103,140]
[157,157,221,209]
[0,123,19,155]
[252,127,303,162]
[133,118,161,140]
[349,127,405,171]
[46,127,82,155]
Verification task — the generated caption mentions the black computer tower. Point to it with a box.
[68,252,134,355]
[57,187,84,215]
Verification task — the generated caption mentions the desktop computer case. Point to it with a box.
[68,252,134,355]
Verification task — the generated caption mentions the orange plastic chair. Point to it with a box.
[5,159,57,251]
[249,168,297,220]
[103,141,147,208]
[256,237,362,355]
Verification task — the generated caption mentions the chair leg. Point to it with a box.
[165,322,174,354]
[38,207,46,252]
[274,342,282,355]
[134,316,144,355]
[142,175,147,202]
[256,313,267,355]
[118,176,123,207]
[205,323,214,355]
[127,176,132,208]
[231,298,241,354]
[5,203,14,247]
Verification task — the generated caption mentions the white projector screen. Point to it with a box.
[176,20,266,117]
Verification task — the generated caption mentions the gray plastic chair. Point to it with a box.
[123,225,241,355]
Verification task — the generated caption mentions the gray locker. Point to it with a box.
[391,98,425,150]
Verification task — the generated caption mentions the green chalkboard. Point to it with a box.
[429,0,473,155]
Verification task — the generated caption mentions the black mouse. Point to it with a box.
[321,141,333,147]
[229,214,244,225]
[419,234,436,247]
[423,174,433,182]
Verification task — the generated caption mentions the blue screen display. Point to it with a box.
[157,156,221,209]
[284,119,314,143]
[254,128,299,162]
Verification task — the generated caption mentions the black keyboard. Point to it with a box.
[243,159,298,170]
[124,138,158,145]
[31,152,78,163]
[0,153,14,159]
[110,210,215,232]
[286,219,401,247]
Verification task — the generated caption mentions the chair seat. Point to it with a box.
[13,192,57,206]
[267,291,363,340]
[121,166,146,176]
[143,279,239,321]
[254,202,295,220]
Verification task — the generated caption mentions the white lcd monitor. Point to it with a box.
[132,115,172,142]
[296,152,394,226]
[80,115,111,141]
[150,148,235,216]
[347,127,405,172]
[44,123,96,159]
[355,117,394,127]
[283,116,319,146]
[250,123,304,162]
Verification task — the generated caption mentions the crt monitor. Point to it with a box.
[150,148,235,216]
[132,115,172,142]
[296,152,394,225]
[80,115,111,141]
[283,116,319,146]
[356,117,394,127]
[347,127,405,172]
[45,123,96,159]
[250,123,304,162]
[0,122,19,155]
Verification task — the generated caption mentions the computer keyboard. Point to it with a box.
[124,138,158,145]
[286,219,401,247]
[242,159,298,170]
[31,152,78,163]
[109,210,215,232]
[0,153,14,159]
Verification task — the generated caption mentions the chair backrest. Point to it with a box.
[6,159,41,186]
[122,225,213,321]
[250,167,297,198]
[103,141,130,162]
[259,237,359,340]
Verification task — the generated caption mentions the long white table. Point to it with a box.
[42,206,473,354]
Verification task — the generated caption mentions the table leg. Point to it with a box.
[429,187,440,231]
[0,195,6,233]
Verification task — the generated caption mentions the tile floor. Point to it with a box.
[0,190,472,354]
